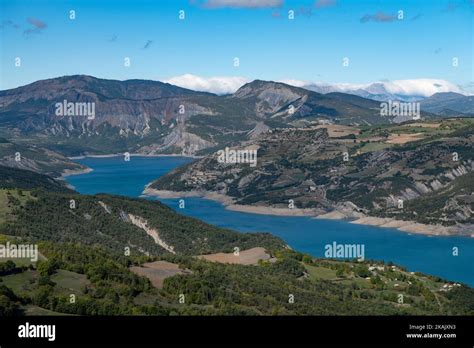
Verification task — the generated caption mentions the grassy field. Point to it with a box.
[304,264,338,281]
[23,305,73,316]
[0,256,41,267]
[0,270,38,296]
[0,231,46,266]
[1,268,90,298]
[51,269,90,296]
[348,118,474,155]
[358,118,474,141]
[0,189,34,222]
[197,247,272,265]
[358,142,394,154]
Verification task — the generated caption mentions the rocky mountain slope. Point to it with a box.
[419,92,474,116]
[149,119,474,235]
[1,75,431,157]
[0,138,87,178]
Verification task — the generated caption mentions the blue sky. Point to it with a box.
[0,0,472,94]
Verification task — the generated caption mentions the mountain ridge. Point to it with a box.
[0,75,435,157]
[148,119,474,236]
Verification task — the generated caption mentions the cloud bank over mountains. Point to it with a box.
[163,74,251,95]
[284,78,469,99]
[160,74,471,99]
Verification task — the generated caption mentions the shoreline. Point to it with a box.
[348,216,453,236]
[142,186,319,217]
[68,153,202,160]
[60,167,94,178]
[142,186,466,237]
[59,167,94,190]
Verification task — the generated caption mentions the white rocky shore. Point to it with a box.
[143,186,468,237]
[60,167,93,178]
[143,186,320,217]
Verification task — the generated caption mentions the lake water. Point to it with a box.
[66,156,474,286]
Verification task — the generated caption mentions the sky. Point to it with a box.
[0,0,473,96]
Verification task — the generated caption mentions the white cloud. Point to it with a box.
[162,74,250,94]
[162,74,469,97]
[278,79,308,87]
[201,0,283,9]
[382,79,466,97]
[279,79,367,91]
[281,78,469,97]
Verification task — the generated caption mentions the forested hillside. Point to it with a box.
[1,167,473,316]
[0,185,283,256]
[0,165,72,192]
[1,241,473,316]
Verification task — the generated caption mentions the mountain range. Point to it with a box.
[418,92,474,116]
[303,82,424,102]
[302,81,473,105]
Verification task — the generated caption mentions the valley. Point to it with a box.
[65,156,474,286]
[1,1,473,344]
[0,76,473,317]
[0,160,473,316]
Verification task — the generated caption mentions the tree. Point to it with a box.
[336,268,344,278]
[354,265,371,278]
[0,294,22,316]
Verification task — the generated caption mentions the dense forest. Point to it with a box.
[0,166,283,256]
[2,191,283,256]
[0,165,72,192]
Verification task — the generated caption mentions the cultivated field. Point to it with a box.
[197,247,273,265]
[130,260,190,288]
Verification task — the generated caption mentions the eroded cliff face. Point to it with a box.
[128,214,176,254]
[150,123,474,230]
[0,75,218,155]
[1,75,414,157]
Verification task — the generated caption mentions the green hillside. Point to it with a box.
[0,165,72,192]
[0,166,473,316]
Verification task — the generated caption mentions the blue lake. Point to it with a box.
[66,156,474,286]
